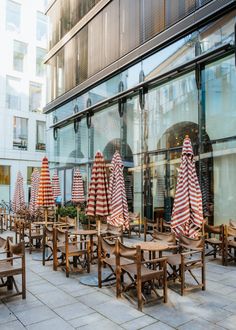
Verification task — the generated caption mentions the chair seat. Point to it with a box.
[59,244,87,254]
[206,238,222,245]
[228,240,236,248]
[105,256,133,267]
[0,262,23,277]
[121,263,163,282]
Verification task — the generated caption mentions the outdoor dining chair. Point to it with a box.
[167,235,205,296]
[0,237,26,299]
[115,239,168,311]
[223,225,236,266]
[204,223,224,263]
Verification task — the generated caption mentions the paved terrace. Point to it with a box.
[0,231,236,330]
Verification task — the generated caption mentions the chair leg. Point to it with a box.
[116,266,121,298]
[163,263,168,303]
[202,252,206,291]
[181,263,185,296]
[66,255,69,278]
[137,279,142,311]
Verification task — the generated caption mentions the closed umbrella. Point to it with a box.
[72,168,85,204]
[52,170,61,202]
[29,168,40,216]
[37,156,55,223]
[86,151,110,233]
[72,168,85,225]
[12,171,25,214]
[107,151,129,230]
[171,136,203,238]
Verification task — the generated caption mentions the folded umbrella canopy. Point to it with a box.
[37,157,55,221]
[107,151,129,230]
[171,136,203,238]
[72,168,85,204]
[86,151,110,232]
[29,168,40,215]
[12,171,25,213]
[52,170,61,202]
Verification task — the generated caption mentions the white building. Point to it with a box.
[0,0,48,205]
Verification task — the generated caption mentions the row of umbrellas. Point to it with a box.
[12,136,204,236]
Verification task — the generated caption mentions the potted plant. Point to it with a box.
[78,211,89,229]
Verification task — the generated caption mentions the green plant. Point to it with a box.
[57,206,77,219]
[79,211,89,225]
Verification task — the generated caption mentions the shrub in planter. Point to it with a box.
[57,206,77,219]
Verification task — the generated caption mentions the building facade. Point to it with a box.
[45,0,236,225]
[0,0,48,204]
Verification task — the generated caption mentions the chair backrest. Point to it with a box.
[99,235,116,257]
[8,239,24,256]
[0,237,6,249]
[152,230,176,244]
[225,225,236,237]
[44,226,54,241]
[204,223,223,235]
[229,219,236,229]
[115,240,137,261]
[179,235,204,251]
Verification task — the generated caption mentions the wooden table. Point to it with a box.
[132,241,170,260]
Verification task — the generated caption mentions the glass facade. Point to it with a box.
[47,7,236,226]
[46,0,215,103]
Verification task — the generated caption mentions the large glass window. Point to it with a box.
[36,121,46,151]
[0,166,10,185]
[13,116,28,150]
[36,11,48,42]
[6,0,21,33]
[203,55,236,225]
[6,76,21,110]
[36,47,47,77]
[29,82,42,112]
[13,40,27,72]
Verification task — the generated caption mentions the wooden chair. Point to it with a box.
[42,225,54,265]
[54,228,90,277]
[167,235,205,296]
[98,235,117,288]
[0,238,26,299]
[14,218,25,243]
[144,217,159,241]
[116,240,168,311]
[127,212,141,238]
[24,222,44,254]
[204,224,224,263]
[223,225,236,266]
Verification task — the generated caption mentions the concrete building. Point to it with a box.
[0,0,48,205]
[45,0,236,226]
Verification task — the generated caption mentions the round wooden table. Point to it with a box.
[133,241,170,260]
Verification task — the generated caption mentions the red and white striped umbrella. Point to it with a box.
[12,171,25,213]
[107,151,129,229]
[52,170,61,200]
[37,156,55,207]
[171,136,203,238]
[86,151,110,217]
[29,168,40,215]
[72,168,85,204]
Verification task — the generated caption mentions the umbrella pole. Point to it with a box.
[96,216,101,236]
[77,205,80,229]
[45,207,48,226]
